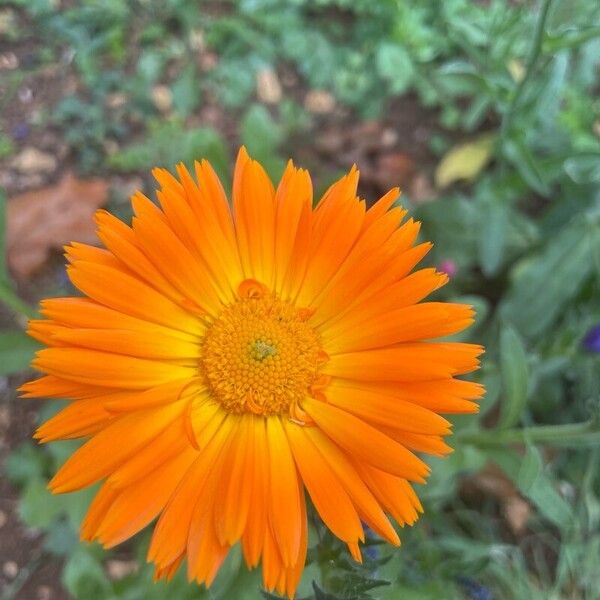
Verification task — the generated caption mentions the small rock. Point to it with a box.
[111,175,143,203]
[199,52,218,72]
[106,559,139,580]
[189,29,205,51]
[409,172,438,204]
[304,90,335,114]
[61,47,75,65]
[106,92,127,109]
[381,128,398,148]
[37,585,52,600]
[12,147,57,175]
[18,87,33,103]
[0,51,18,70]
[256,68,282,104]
[102,139,119,155]
[3,561,18,578]
[0,405,9,427]
[151,85,173,113]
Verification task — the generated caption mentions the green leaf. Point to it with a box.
[5,442,50,485]
[478,198,508,277]
[240,104,285,180]
[62,547,113,600]
[108,122,230,184]
[498,326,529,429]
[0,330,40,375]
[19,478,62,528]
[564,153,600,184]
[500,221,593,338]
[503,136,550,196]
[376,43,414,94]
[527,471,574,531]
[241,104,283,156]
[492,448,574,532]
[434,134,495,188]
[172,64,201,117]
[44,519,80,556]
[516,443,543,492]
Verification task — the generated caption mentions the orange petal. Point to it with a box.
[33,347,195,389]
[267,417,302,566]
[325,380,451,435]
[303,398,430,482]
[68,261,202,335]
[34,397,114,442]
[304,427,399,545]
[95,447,197,548]
[49,400,186,493]
[285,421,363,544]
[325,343,483,382]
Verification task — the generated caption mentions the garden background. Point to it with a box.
[0,0,599,598]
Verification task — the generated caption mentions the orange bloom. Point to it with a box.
[22,148,484,597]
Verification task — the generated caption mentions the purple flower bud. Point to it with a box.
[438,259,457,278]
[583,324,600,353]
[11,123,29,141]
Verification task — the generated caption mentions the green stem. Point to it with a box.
[501,0,554,141]
[457,420,600,448]
[0,283,37,321]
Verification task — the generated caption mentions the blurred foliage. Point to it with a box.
[1,0,600,599]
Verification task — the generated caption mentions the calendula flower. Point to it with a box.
[22,148,484,598]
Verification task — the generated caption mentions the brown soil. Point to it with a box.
[0,379,69,600]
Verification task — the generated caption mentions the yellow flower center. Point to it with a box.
[201,281,324,417]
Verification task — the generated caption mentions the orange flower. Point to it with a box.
[22,148,484,598]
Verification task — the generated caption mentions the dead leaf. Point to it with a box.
[7,172,108,279]
[435,134,495,189]
[507,59,525,83]
[465,463,531,536]
[371,152,415,191]
[505,495,531,535]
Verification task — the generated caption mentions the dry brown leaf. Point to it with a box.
[7,172,108,279]
[371,152,415,191]
[466,463,531,536]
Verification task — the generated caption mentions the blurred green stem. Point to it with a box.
[0,282,37,321]
[501,0,554,140]
[458,420,600,447]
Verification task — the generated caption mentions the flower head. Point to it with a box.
[22,148,484,597]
